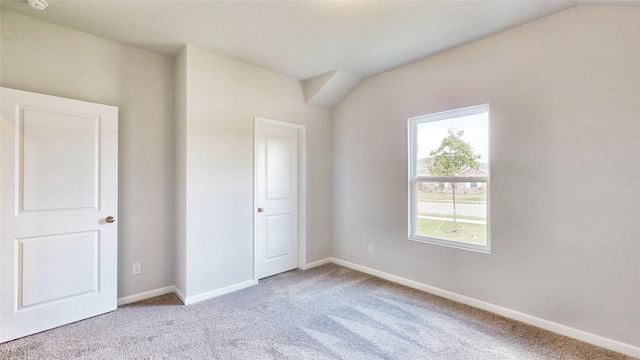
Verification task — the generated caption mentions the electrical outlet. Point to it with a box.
[132,262,142,275]
[368,244,374,254]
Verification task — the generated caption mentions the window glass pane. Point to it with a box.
[416,181,487,246]
[415,112,489,178]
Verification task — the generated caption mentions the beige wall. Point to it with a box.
[0,10,333,304]
[332,6,640,347]
[1,10,175,300]
[175,45,332,300]
[173,48,188,296]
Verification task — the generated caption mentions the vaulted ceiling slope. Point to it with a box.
[2,0,638,107]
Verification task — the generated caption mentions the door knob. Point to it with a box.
[258,208,264,213]
[105,216,115,223]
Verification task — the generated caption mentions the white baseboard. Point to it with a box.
[182,279,258,305]
[330,258,640,359]
[300,257,333,270]
[117,285,175,306]
[174,286,186,304]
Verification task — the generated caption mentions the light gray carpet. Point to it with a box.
[0,263,635,359]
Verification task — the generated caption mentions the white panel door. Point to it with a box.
[255,119,300,279]
[0,87,118,342]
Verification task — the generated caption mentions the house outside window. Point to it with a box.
[408,104,490,253]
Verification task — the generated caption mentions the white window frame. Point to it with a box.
[408,104,490,253]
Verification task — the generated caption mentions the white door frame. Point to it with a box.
[253,117,306,280]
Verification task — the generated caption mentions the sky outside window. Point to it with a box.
[416,112,489,165]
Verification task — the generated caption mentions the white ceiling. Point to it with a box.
[1,0,638,81]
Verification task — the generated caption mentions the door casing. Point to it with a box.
[253,117,306,280]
